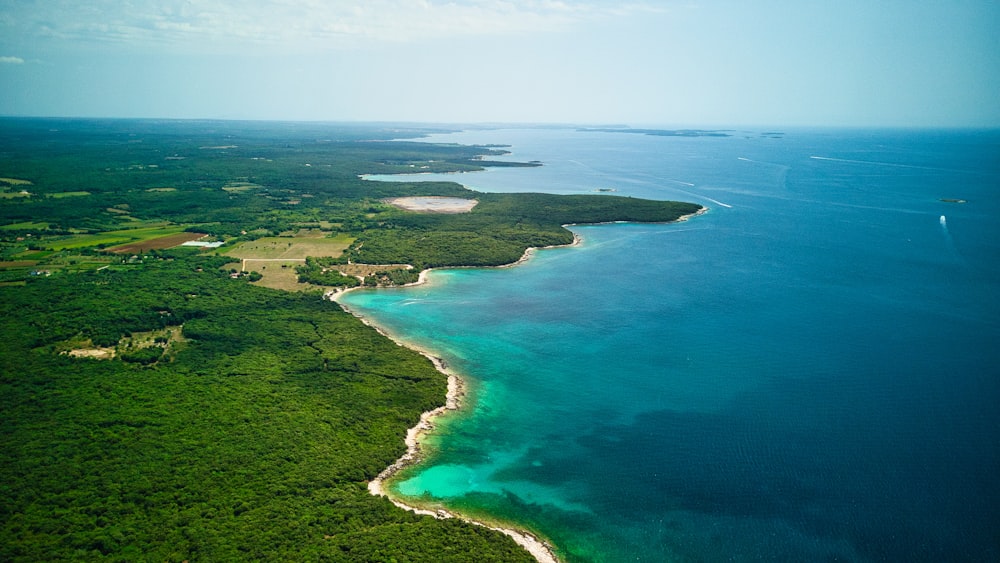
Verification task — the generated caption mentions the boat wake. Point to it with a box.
[610,173,731,208]
[669,186,732,208]
[809,155,983,176]
[938,214,971,268]
[810,155,925,168]
[666,179,696,187]
[703,196,733,208]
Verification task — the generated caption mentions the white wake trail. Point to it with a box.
[809,155,987,176]
[703,197,733,208]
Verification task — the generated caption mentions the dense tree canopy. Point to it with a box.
[0,255,536,561]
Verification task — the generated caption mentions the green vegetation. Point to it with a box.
[224,234,354,260]
[297,256,363,288]
[348,193,699,269]
[0,117,702,561]
[42,225,190,251]
[0,221,49,231]
[0,255,535,562]
[0,177,34,186]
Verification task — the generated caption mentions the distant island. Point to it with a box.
[0,118,701,562]
[579,127,733,137]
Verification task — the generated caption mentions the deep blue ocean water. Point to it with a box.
[343,128,1000,561]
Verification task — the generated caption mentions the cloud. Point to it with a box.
[1,1,660,52]
[0,56,25,64]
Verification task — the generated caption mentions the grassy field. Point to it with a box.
[221,182,262,193]
[222,232,355,291]
[13,250,54,260]
[0,221,49,230]
[224,232,354,260]
[50,191,91,198]
[245,260,310,291]
[0,177,33,186]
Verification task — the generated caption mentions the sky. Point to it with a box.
[1,0,998,127]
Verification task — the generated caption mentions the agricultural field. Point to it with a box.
[241,259,308,291]
[223,232,354,260]
[222,232,355,290]
[42,225,195,251]
[106,231,206,253]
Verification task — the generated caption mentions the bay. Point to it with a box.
[340,128,1000,561]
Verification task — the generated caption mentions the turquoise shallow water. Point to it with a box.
[341,129,1000,561]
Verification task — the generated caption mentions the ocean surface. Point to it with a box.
[342,128,1000,562]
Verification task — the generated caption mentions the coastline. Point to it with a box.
[676,206,709,222]
[331,283,561,563]
[326,207,704,563]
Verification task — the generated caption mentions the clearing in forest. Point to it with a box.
[223,232,355,291]
[384,196,478,213]
[224,233,353,260]
[108,232,207,253]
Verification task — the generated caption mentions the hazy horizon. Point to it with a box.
[2,1,998,128]
[4,116,999,133]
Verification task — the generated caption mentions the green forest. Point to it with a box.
[0,118,701,561]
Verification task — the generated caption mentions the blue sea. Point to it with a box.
[342,128,1000,562]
